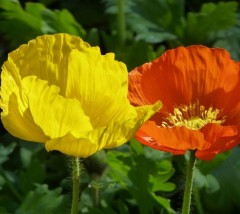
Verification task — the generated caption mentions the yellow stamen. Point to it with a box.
[162,101,226,130]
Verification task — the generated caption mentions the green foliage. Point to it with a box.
[16,184,69,214]
[1,0,240,213]
[200,147,240,214]
[0,142,16,164]
[0,138,70,213]
[101,29,162,70]
[212,17,240,60]
[126,0,184,44]
[103,0,238,49]
[181,1,238,45]
[194,168,220,193]
[0,0,85,48]
[106,140,176,214]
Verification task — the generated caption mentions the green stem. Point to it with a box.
[193,187,204,214]
[181,150,197,214]
[117,0,126,45]
[71,157,81,214]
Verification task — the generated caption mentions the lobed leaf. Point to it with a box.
[15,184,69,214]
[106,140,176,214]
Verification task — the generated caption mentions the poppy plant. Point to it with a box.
[128,45,240,160]
[0,33,161,158]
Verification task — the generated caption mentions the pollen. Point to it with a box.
[162,101,226,130]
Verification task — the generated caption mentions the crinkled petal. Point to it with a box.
[128,67,151,106]
[45,134,98,158]
[1,33,162,158]
[22,76,93,139]
[136,121,240,160]
[196,124,239,160]
[136,129,186,155]
[201,123,238,144]
[104,101,162,149]
[3,33,131,128]
[0,64,47,142]
[128,46,240,115]
[135,121,208,152]
[1,93,48,142]
[45,102,161,157]
[66,49,129,127]
[128,45,240,160]
[3,34,91,96]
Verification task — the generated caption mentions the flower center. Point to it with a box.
[162,101,226,130]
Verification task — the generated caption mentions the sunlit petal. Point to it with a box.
[1,64,47,142]
[129,45,240,160]
[22,76,93,139]
[1,33,160,157]
[46,101,161,157]
[66,49,129,127]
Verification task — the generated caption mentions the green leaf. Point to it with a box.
[0,175,5,187]
[0,0,42,47]
[101,33,158,70]
[117,200,129,214]
[41,8,86,36]
[106,140,176,214]
[118,40,158,70]
[0,207,8,214]
[205,174,220,194]
[19,158,46,194]
[127,0,184,44]
[194,167,219,193]
[15,184,69,214]
[212,18,240,61]
[86,28,100,46]
[0,0,85,48]
[181,1,238,44]
[144,145,173,161]
[201,147,240,214]
[19,141,43,168]
[0,142,16,165]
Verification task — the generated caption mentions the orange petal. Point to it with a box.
[135,121,208,153]
[128,68,151,106]
[136,129,186,155]
[129,46,240,115]
[196,123,239,160]
[201,123,238,144]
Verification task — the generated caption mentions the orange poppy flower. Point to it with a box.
[128,45,240,160]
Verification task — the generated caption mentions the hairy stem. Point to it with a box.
[181,150,197,214]
[71,157,81,214]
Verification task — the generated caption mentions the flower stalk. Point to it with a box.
[71,157,81,214]
[181,150,196,214]
[193,187,204,214]
[117,0,126,45]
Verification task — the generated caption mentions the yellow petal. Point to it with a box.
[0,66,48,142]
[66,49,129,127]
[4,34,130,128]
[45,134,98,158]
[3,34,91,96]
[45,101,161,157]
[1,33,162,158]
[21,76,93,139]
[104,101,162,149]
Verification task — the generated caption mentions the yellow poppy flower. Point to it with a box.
[0,33,161,157]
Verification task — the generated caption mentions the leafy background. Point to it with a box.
[0,0,240,213]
